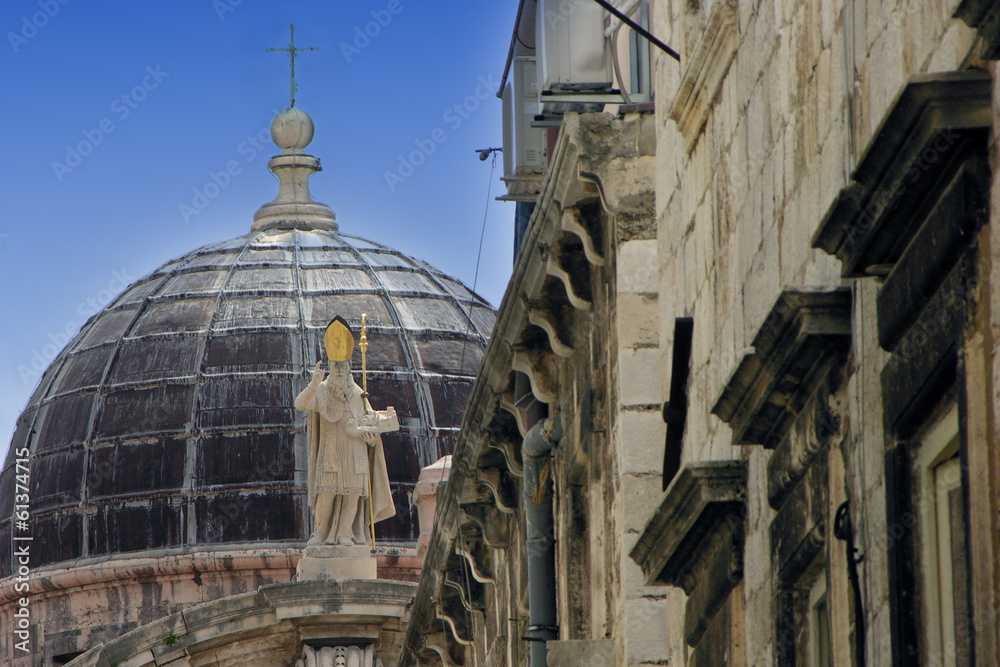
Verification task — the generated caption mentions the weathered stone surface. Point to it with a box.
[62,579,415,667]
[546,639,614,666]
[295,548,378,581]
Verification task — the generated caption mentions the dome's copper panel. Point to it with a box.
[0,228,495,574]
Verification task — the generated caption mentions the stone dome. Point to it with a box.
[0,226,495,576]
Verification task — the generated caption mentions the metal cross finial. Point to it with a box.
[266,23,319,108]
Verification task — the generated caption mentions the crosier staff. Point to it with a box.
[360,313,377,551]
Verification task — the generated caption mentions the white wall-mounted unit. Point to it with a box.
[537,0,612,92]
[512,58,545,170]
[500,58,546,202]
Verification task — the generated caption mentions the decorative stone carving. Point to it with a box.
[766,373,847,510]
[295,644,382,667]
[398,113,656,667]
[712,288,852,448]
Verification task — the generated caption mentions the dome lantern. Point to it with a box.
[252,107,337,232]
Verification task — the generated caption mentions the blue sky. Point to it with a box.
[0,0,518,459]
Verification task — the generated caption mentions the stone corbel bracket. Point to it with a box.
[712,288,852,448]
[811,70,992,278]
[766,375,848,510]
[485,436,524,478]
[473,468,519,516]
[423,633,463,667]
[436,599,474,647]
[668,0,739,151]
[629,461,748,647]
[459,502,509,550]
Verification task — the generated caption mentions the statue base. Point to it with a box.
[295,544,377,581]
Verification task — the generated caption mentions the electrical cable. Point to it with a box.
[589,0,680,61]
[611,21,633,106]
[458,152,498,377]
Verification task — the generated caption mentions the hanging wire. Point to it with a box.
[458,151,498,376]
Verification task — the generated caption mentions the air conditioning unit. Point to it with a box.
[500,58,546,201]
[537,0,612,92]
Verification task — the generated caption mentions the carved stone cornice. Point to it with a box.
[64,580,416,667]
[712,288,852,448]
[811,70,992,278]
[399,113,656,667]
[629,461,748,589]
[668,0,739,151]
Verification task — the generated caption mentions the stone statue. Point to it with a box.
[295,317,397,547]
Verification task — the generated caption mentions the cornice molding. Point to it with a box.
[811,70,992,277]
[712,288,852,448]
[668,0,739,152]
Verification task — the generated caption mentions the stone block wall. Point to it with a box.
[649,0,990,665]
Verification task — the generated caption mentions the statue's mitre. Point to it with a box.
[324,316,355,362]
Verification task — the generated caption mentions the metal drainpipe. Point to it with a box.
[522,415,564,667]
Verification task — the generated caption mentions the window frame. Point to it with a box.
[914,404,965,666]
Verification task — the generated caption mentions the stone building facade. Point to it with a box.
[400,1,1000,665]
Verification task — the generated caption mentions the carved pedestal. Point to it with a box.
[295,545,377,581]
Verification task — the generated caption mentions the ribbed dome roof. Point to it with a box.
[0,226,495,576]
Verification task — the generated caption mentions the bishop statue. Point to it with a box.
[295,316,398,547]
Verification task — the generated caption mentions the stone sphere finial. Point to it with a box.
[271,107,314,153]
[252,106,336,232]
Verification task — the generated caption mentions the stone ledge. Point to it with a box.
[811,70,992,277]
[629,461,748,588]
[712,288,851,448]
